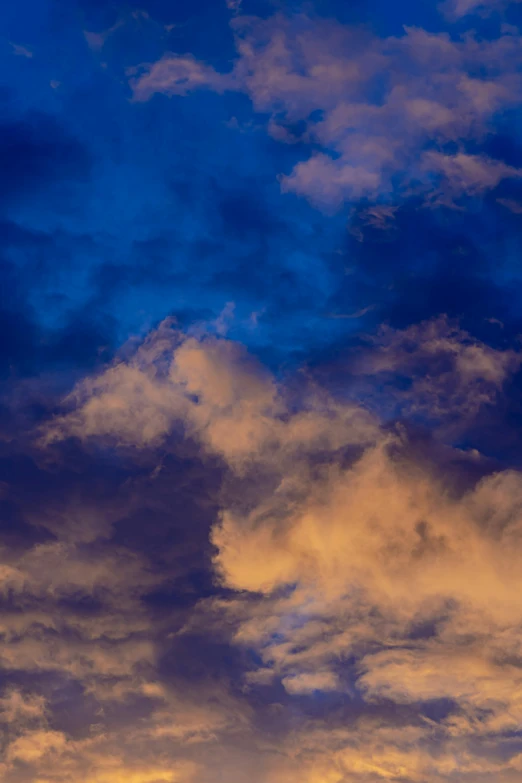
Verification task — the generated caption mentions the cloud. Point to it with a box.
[84,31,107,50]
[441,0,522,20]
[129,14,522,210]
[42,319,378,470]
[130,55,232,101]
[423,151,522,203]
[0,470,244,783]
[0,501,164,708]
[8,319,522,780]
[7,730,68,763]
[11,43,33,58]
[0,689,47,725]
[281,670,340,694]
[207,434,522,774]
[497,197,522,213]
[280,153,383,210]
[226,0,243,11]
[84,19,124,51]
[351,315,522,428]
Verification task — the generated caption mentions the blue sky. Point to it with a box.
[2,0,521,375]
[3,1,522,782]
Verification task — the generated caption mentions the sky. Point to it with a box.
[3,0,522,781]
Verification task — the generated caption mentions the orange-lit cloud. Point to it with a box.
[14,317,521,780]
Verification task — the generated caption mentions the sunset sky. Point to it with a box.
[3,0,522,781]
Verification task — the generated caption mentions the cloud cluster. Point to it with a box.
[130,10,522,209]
[15,317,521,780]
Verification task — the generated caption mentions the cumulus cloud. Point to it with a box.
[2,319,520,781]
[206,434,522,776]
[42,319,378,471]
[129,13,522,210]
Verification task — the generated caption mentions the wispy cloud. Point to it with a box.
[441,0,522,19]
[11,43,33,58]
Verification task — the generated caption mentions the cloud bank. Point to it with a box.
[2,315,515,781]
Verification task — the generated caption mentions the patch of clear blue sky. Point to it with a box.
[1,0,522,375]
